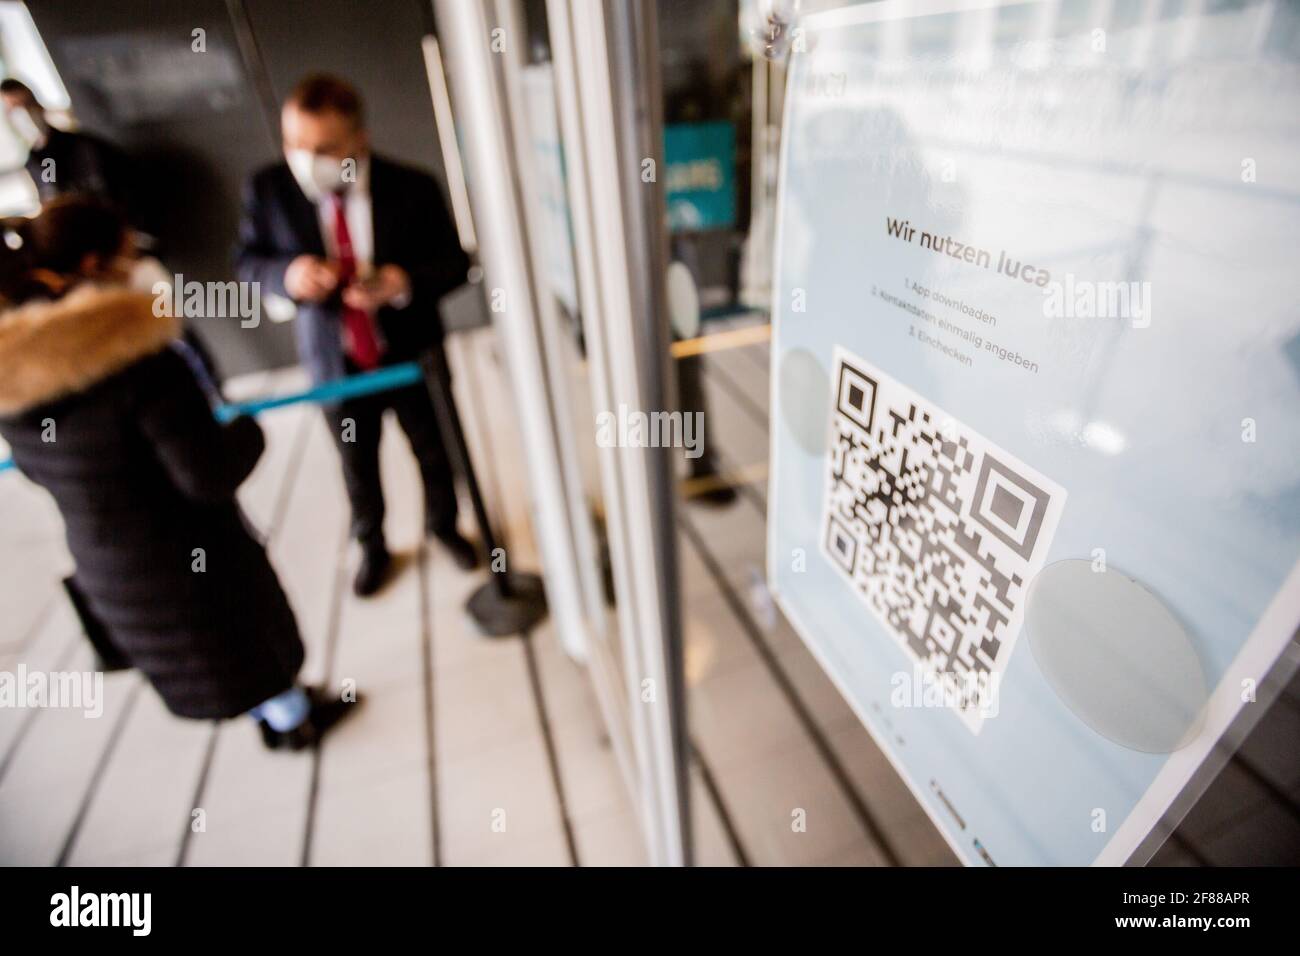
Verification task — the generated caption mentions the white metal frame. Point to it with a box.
[431,0,590,666]
[420,35,478,254]
[549,0,691,867]
[433,0,690,865]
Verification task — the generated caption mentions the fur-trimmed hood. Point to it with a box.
[0,285,178,416]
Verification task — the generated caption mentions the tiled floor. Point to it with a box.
[4,317,1289,865]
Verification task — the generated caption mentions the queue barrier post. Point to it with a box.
[420,350,548,637]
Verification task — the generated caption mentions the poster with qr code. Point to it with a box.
[768,0,1300,866]
[821,347,1066,733]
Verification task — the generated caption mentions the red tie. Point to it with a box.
[330,192,382,370]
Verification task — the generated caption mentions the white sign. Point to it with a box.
[768,0,1300,865]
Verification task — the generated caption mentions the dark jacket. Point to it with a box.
[234,154,470,385]
[0,286,304,719]
[26,127,132,210]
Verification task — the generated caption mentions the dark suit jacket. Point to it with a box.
[234,155,469,384]
[26,127,131,209]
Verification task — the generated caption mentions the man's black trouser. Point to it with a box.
[323,360,458,551]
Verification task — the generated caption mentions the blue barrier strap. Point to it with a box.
[0,361,425,474]
[213,362,423,422]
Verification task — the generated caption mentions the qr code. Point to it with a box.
[821,347,1066,733]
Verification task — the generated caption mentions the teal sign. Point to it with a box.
[663,121,735,232]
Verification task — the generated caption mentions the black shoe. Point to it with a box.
[686,464,740,506]
[258,687,364,752]
[693,483,739,506]
[434,530,480,571]
[353,545,393,597]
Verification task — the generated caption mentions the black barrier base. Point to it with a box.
[421,351,549,636]
[467,571,548,637]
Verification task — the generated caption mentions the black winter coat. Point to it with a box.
[0,286,304,719]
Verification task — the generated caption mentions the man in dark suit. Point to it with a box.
[235,74,476,596]
[1,78,132,210]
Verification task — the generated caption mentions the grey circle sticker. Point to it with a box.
[1024,559,1207,754]
[666,261,700,341]
[779,348,829,456]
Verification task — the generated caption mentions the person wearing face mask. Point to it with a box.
[0,78,130,210]
[0,196,357,749]
[2,78,220,392]
[235,73,476,597]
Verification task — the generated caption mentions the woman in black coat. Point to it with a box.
[0,198,352,748]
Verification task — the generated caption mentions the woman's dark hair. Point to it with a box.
[0,196,128,307]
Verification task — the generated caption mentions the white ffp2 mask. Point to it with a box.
[285,149,349,200]
[8,107,45,150]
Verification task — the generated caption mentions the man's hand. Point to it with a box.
[342,264,411,312]
[284,255,339,303]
